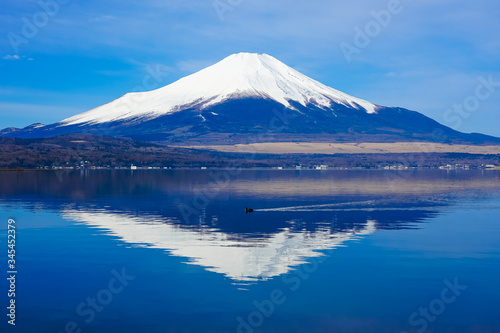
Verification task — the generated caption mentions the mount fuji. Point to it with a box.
[2,52,499,145]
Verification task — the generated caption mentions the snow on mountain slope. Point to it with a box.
[61,53,378,126]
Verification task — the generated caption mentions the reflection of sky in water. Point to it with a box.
[1,170,500,333]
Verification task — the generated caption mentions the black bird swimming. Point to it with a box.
[245,208,254,214]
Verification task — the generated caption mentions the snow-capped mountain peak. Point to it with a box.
[61,53,378,126]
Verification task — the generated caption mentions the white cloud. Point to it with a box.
[2,55,20,60]
[91,15,117,22]
[2,55,34,61]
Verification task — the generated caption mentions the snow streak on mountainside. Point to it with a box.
[61,53,378,126]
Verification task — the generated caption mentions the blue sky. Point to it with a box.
[1,0,500,136]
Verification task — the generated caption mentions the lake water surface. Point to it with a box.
[1,170,500,333]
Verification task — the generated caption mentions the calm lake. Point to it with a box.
[1,169,500,333]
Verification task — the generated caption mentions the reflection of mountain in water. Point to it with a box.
[63,209,377,282]
[2,170,498,282]
[62,201,435,282]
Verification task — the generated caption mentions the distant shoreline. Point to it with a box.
[0,169,60,172]
[2,166,499,172]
